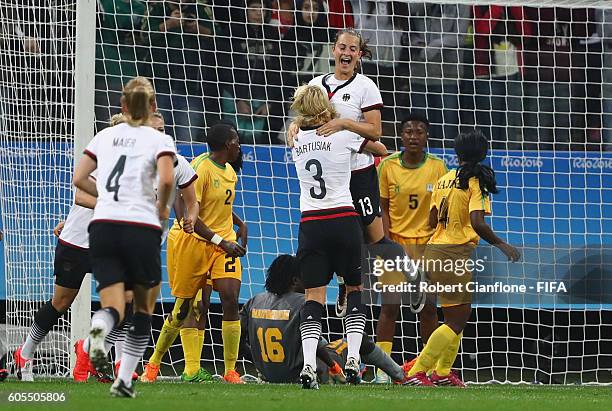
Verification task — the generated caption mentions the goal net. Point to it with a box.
[1,0,611,384]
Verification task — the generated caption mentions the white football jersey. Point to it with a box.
[59,204,93,249]
[309,73,383,171]
[160,153,197,243]
[293,127,364,212]
[84,122,176,229]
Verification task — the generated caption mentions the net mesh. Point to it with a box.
[0,0,75,376]
[1,0,611,384]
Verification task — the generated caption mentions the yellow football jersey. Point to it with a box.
[378,152,447,240]
[429,169,491,246]
[187,152,237,242]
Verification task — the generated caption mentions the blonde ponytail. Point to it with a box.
[120,77,155,127]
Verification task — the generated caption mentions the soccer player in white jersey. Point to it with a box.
[73,77,176,398]
[291,29,409,320]
[12,113,142,383]
[12,188,96,381]
[71,112,198,383]
[290,85,386,389]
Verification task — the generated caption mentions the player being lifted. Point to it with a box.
[289,29,408,318]
[405,129,520,386]
[240,254,411,385]
[374,113,447,383]
[73,76,176,397]
[143,123,248,384]
[291,84,386,389]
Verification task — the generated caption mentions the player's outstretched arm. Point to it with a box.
[233,211,248,249]
[470,210,521,262]
[73,156,97,197]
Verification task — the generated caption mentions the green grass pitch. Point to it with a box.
[1,380,611,411]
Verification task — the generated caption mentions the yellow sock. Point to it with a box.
[376,341,393,375]
[435,331,462,376]
[408,324,457,377]
[180,328,201,376]
[197,329,205,353]
[222,320,241,375]
[148,317,180,366]
[376,341,393,355]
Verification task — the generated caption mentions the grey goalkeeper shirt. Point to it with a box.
[240,291,307,383]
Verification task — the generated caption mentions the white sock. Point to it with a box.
[118,332,149,386]
[118,353,139,387]
[91,309,116,339]
[346,332,364,362]
[114,340,125,365]
[302,338,319,370]
[300,320,322,370]
[21,335,38,359]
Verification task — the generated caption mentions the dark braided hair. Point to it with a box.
[454,129,498,195]
[334,28,372,71]
[264,254,299,296]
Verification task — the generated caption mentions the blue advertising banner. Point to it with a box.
[0,143,610,308]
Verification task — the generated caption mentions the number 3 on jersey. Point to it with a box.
[305,159,326,199]
[106,155,127,201]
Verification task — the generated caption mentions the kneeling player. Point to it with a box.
[240,254,411,385]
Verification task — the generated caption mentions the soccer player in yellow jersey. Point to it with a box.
[405,129,520,386]
[142,123,247,384]
[374,114,447,383]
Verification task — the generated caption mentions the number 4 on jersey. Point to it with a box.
[106,155,126,201]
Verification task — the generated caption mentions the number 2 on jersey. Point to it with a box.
[305,159,326,199]
[256,327,285,363]
[105,155,127,201]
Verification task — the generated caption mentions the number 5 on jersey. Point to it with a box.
[106,155,127,201]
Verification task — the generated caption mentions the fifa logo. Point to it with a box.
[342,94,350,102]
